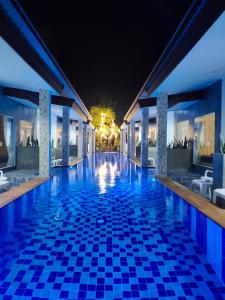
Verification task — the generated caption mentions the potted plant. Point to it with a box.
[167,136,193,171]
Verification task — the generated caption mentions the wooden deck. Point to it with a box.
[158,176,225,229]
[0,177,48,209]
[130,158,141,167]
[0,159,83,209]
[68,157,83,167]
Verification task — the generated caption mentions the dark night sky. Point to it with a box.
[18,0,193,123]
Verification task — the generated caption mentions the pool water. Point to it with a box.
[0,153,224,300]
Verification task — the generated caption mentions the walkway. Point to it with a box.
[0,153,224,299]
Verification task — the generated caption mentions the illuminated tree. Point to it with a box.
[90,105,120,151]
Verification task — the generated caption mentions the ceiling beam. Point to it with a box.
[51,95,73,107]
[2,86,39,105]
[138,97,157,108]
[168,89,204,108]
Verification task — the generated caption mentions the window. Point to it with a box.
[193,113,215,166]
[20,120,32,146]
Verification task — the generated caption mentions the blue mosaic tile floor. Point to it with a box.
[0,153,224,299]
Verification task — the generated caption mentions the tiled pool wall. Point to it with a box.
[162,185,225,285]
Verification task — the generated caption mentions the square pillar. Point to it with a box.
[122,128,127,155]
[213,78,225,188]
[221,78,225,142]
[77,121,83,158]
[83,122,88,157]
[88,126,92,155]
[127,123,131,157]
[92,129,96,153]
[156,92,168,176]
[62,106,70,166]
[130,121,136,159]
[39,89,51,177]
[141,107,149,167]
[120,129,123,153]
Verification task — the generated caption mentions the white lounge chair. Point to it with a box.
[192,170,213,198]
[0,180,9,187]
[213,188,225,204]
[51,157,62,167]
[0,170,7,181]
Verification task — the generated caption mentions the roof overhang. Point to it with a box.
[123,0,225,124]
[0,0,92,121]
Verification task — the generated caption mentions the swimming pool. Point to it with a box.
[0,153,224,299]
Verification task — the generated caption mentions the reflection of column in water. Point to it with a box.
[68,166,78,184]
[77,159,83,179]
[82,158,87,182]
[89,155,96,178]
[21,192,30,217]
[0,203,14,235]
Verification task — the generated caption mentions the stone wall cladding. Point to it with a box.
[141,107,149,167]
[127,123,131,157]
[83,123,87,157]
[156,92,168,176]
[77,121,83,158]
[39,89,51,177]
[62,106,70,166]
[123,128,127,155]
[130,121,136,159]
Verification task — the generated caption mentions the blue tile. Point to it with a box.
[207,218,222,280]
[196,210,207,254]
[0,153,224,299]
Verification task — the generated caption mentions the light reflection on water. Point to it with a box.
[95,153,119,194]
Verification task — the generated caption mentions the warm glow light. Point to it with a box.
[98,113,118,141]
[96,160,118,194]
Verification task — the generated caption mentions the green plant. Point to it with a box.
[220,136,225,154]
[148,139,156,147]
[167,136,189,150]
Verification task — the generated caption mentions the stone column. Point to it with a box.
[130,121,136,160]
[88,126,92,155]
[92,129,95,153]
[141,107,149,167]
[83,122,88,157]
[77,121,83,158]
[221,78,225,142]
[213,78,225,188]
[39,89,51,177]
[127,123,131,157]
[120,129,123,153]
[62,106,70,166]
[156,92,168,176]
[122,128,127,156]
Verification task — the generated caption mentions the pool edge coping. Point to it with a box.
[68,157,83,167]
[0,177,49,209]
[157,176,225,229]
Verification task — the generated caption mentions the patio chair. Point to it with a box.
[51,157,62,167]
[0,170,7,181]
[192,169,213,198]
[200,170,213,182]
